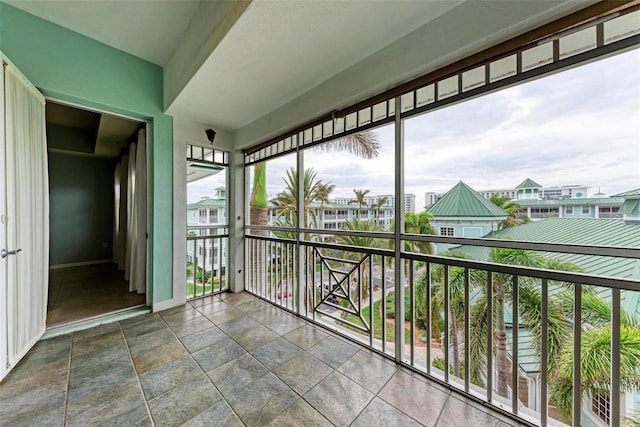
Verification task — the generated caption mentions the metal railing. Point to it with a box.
[530,212,560,219]
[245,231,640,427]
[599,212,623,219]
[186,225,229,298]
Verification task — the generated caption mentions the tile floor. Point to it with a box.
[48,263,146,326]
[1,292,523,427]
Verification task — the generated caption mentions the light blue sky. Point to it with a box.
[189,48,640,207]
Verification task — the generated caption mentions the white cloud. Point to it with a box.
[243,49,639,208]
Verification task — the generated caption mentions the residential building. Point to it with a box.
[186,188,227,274]
[541,184,589,200]
[426,181,507,252]
[478,187,518,200]
[268,201,394,231]
[426,179,592,209]
[332,193,415,213]
[517,197,624,220]
[617,189,640,222]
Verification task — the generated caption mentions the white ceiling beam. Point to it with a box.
[164,0,251,113]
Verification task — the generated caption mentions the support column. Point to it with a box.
[394,96,404,363]
[228,150,245,292]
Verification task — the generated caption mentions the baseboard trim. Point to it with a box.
[153,297,186,312]
[49,259,113,269]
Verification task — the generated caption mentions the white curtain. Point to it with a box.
[113,129,145,294]
[116,154,128,270]
[113,162,120,263]
[4,64,49,367]
[129,129,146,294]
[125,143,136,281]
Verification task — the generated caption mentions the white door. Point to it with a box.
[0,59,49,381]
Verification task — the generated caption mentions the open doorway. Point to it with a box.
[45,101,147,327]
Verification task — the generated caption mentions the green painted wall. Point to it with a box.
[48,153,115,266]
[0,3,174,303]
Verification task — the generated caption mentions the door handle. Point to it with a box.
[1,248,22,258]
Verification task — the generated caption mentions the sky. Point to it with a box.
[189,48,640,208]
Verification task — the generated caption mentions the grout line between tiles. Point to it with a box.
[61,334,73,427]
[157,307,248,426]
[119,321,156,427]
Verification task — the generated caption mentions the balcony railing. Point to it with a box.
[245,231,639,427]
[186,225,229,298]
[599,212,623,219]
[530,212,560,219]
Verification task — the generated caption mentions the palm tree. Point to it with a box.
[389,211,436,255]
[250,162,269,236]
[404,212,436,254]
[351,189,370,210]
[371,195,389,222]
[249,132,380,230]
[550,291,640,422]
[490,194,530,229]
[336,218,383,304]
[459,249,576,395]
[316,182,335,208]
[315,182,335,225]
[271,167,328,228]
[425,249,482,378]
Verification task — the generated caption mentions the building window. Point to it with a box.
[199,209,207,224]
[582,205,590,214]
[440,227,454,237]
[566,206,573,215]
[591,393,610,425]
[209,209,218,223]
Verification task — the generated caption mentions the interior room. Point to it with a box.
[45,101,147,327]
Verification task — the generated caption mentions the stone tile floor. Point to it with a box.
[0,292,523,426]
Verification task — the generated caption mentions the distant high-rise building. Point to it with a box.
[426,178,591,209]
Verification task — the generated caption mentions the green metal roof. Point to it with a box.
[619,199,640,214]
[613,188,640,198]
[517,197,624,207]
[427,181,507,218]
[456,218,640,375]
[187,198,226,208]
[458,218,640,279]
[515,178,542,189]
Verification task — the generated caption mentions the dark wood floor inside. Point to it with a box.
[47,263,146,327]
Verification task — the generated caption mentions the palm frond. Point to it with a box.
[469,293,489,387]
[550,325,640,418]
[517,285,571,372]
[315,131,380,159]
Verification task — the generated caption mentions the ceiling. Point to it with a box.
[165,0,463,130]
[7,0,599,148]
[45,102,217,182]
[46,102,140,158]
[6,0,200,67]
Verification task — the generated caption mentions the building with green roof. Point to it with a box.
[515,178,542,200]
[187,188,228,271]
[615,189,640,222]
[459,217,640,280]
[427,181,506,251]
[455,217,640,418]
[517,196,625,220]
